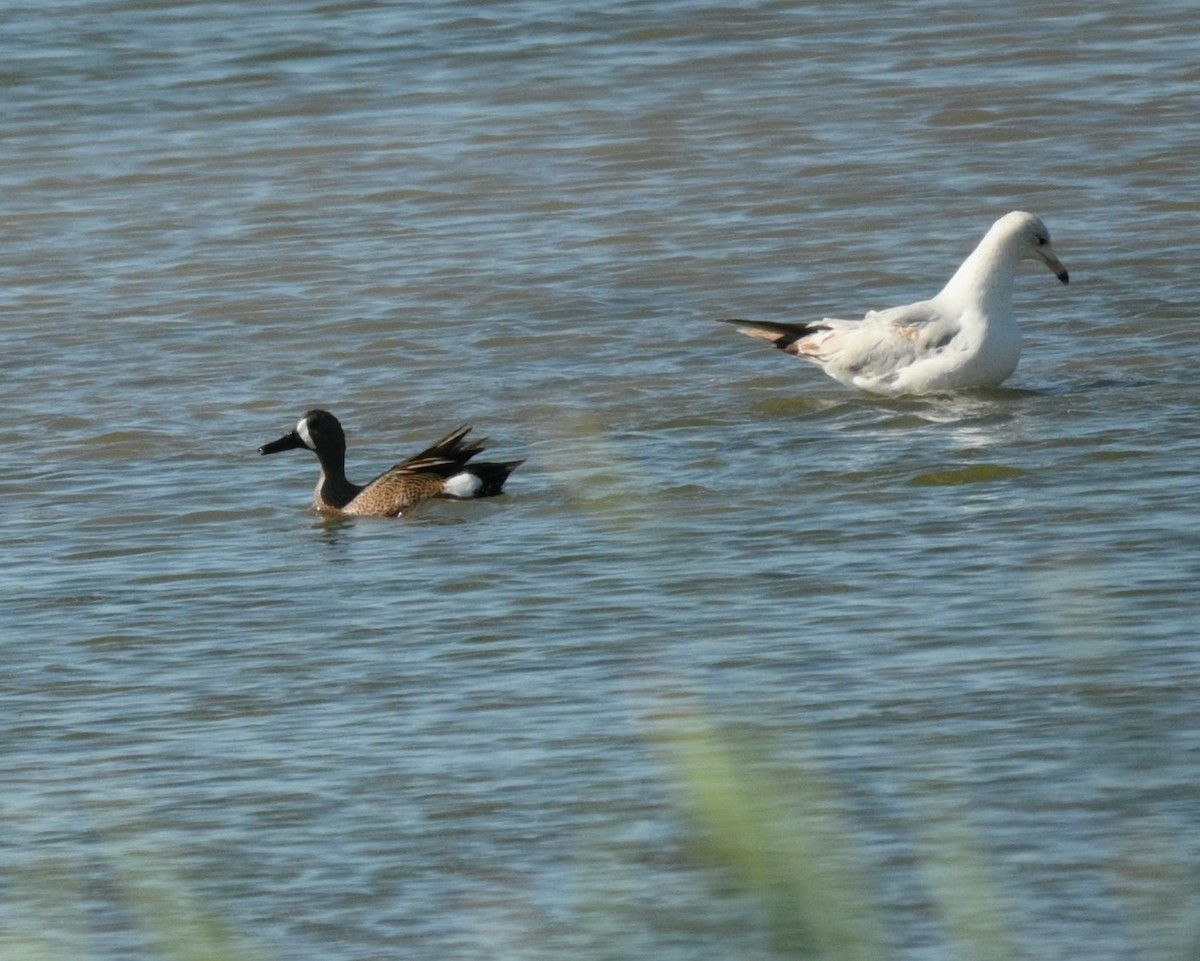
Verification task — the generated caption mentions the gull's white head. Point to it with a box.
[993,211,1069,285]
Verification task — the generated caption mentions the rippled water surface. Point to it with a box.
[3,3,1199,959]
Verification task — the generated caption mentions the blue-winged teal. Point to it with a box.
[259,409,522,517]
[720,211,1068,395]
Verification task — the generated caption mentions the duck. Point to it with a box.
[259,409,522,517]
[720,211,1069,396]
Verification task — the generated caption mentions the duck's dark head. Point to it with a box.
[259,409,346,457]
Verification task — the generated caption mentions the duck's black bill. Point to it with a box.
[259,430,305,455]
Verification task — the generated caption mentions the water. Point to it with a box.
[3,2,1199,959]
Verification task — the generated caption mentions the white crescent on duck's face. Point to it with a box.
[296,416,316,450]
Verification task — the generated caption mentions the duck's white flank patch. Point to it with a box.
[296,417,316,450]
[442,471,482,499]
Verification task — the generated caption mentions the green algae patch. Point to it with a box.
[907,464,1027,486]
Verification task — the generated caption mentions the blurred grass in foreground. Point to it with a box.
[1,844,269,961]
[654,713,1031,961]
[657,720,886,961]
[6,713,1199,961]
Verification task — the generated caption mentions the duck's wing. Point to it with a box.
[355,425,486,500]
[358,427,521,514]
[393,424,486,471]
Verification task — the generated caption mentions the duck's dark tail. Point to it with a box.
[467,460,524,497]
[411,426,522,498]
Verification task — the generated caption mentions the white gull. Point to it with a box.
[721,211,1069,396]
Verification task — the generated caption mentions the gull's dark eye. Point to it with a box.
[1035,235,1048,246]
